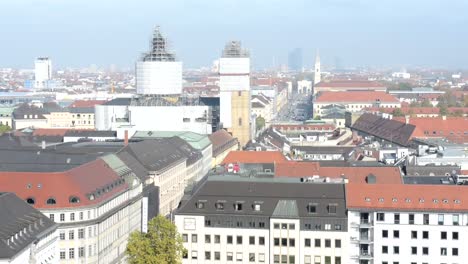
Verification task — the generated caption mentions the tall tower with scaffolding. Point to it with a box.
[136,26,182,95]
[219,41,251,147]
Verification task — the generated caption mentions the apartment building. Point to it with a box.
[0,157,143,264]
[175,176,348,264]
[314,91,400,116]
[346,184,468,264]
[0,192,58,264]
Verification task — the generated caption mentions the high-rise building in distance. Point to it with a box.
[288,48,303,72]
[34,57,52,89]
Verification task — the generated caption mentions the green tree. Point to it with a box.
[126,215,184,264]
[314,115,321,120]
[439,104,448,116]
[452,109,464,117]
[420,99,432,107]
[0,125,10,135]
[256,116,266,131]
[392,108,405,117]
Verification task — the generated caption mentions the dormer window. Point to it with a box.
[196,201,205,209]
[392,198,398,202]
[378,198,384,203]
[234,202,243,211]
[327,204,337,214]
[46,198,56,205]
[253,204,261,212]
[69,196,80,204]
[307,203,317,213]
[405,198,411,203]
[442,199,448,204]
[454,199,461,204]
[365,197,371,202]
[433,199,439,203]
[26,197,35,205]
[419,198,425,203]
[215,202,224,210]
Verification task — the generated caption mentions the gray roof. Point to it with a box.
[292,146,355,155]
[0,193,57,260]
[102,98,132,106]
[273,200,299,218]
[176,175,347,219]
[406,165,460,176]
[118,139,187,173]
[64,130,117,138]
[0,135,123,172]
[351,113,416,147]
[69,107,94,114]
[403,176,456,185]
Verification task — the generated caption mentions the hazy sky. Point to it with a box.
[0,0,467,70]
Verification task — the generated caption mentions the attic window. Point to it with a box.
[433,199,439,203]
[234,202,243,211]
[378,198,384,203]
[253,204,261,212]
[46,198,56,205]
[215,202,224,210]
[442,199,449,204]
[405,198,411,203]
[419,198,425,203]
[454,199,461,204]
[26,197,35,205]
[307,203,317,213]
[196,201,205,209]
[364,197,371,202]
[327,204,337,214]
[392,198,398,202]
[69,196,80,204]
[89,194,95,201]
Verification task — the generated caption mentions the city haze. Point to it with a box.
[0,0,467,69]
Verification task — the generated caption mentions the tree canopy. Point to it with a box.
[0,125,10,135]
[256,116,266,131]
[126,215,185,264]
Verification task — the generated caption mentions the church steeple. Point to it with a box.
[314,49,321,85]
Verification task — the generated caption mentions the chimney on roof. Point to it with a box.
[405,115,410,124]
[124,130,129,146]
[442,115,446,121]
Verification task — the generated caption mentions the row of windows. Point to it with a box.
[304,256,341,264]
[183,251,266,262]
[50,211,91,222]
[59,229,86,240]
[26,196,80,205]
[381,246,458,256]
[183,234,266,245]
[59,247,87,259]
[382,230,459,240]
[304,238,341,248]
[376,213,460,225]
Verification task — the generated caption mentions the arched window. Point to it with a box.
[69,196,80,204]
[46,198,56,205]
[26,197,35,205]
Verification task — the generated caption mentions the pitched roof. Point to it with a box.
[346,183,468,212]
[0,192,57,260]
[351,113,416,146]
[177,176,347,219]
[315,80,386,88]
[272,124,336,131]
[222,151,287,164]
[275,161,402,184]
[0,159,128,209]
[315,91,399,103]
[209,129,238,157]
[393,116,468,144]
[69,100,106,108]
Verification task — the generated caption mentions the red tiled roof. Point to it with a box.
[275,162,402,184]
[315,91,399,103]
[315,81,386,88]
[346,184,468,211]
[364,107,468,116]
[0,159,127,209]
[272,124,336,131]
[70,100,106,108]
[221,151,287,164]
[394,116,468,143]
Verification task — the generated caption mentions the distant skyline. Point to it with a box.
[0,0,467,70]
